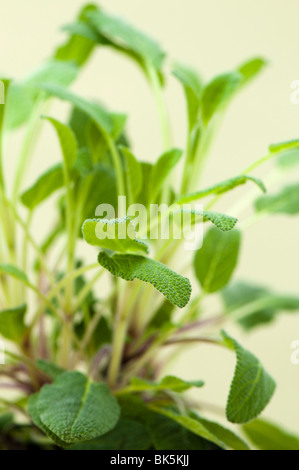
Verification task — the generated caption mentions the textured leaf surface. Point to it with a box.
[68,419,151,450]
[176,174,265,204]
[21,164,64,209]
[255,183,299,215]
[82,218,148,254]
[36,371,120,444]
[0,305,27,341]
[222,331,276,424]
[194,228,241,293]
[98,252,191,308]
[243,419,299,450]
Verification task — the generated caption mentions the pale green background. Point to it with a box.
[1,0,299,432]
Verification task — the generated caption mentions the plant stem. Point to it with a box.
[108,281,140,387]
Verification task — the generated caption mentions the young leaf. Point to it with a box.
[86,9,165,70]
[255,183,299,215]
[269,139,299,154]
[149,148,183,202]
[243,419,299,450]
[201,72,242,124]
[68,419,151,450]
[0,305,27,342]
[44,117,78,173]
[119,146,143,203]
[175,208,238,232]
[238,57,267,85]
[21,164,64,210]
[0,264,29,285]
[23,60,78,90]
[126,376,204,394]
[35,371,120,445]
[193,227,241,293]
[98,252,191,308]
[222,282,299,330]
[55,4,98,66]
[39,84,116,136]
[222,331,276,424]
[176,174,266,204]
[82,218,149,254]
[172,63,202,130]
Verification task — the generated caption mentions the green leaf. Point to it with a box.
[5,61,78,130]
[138,162,153,206]
[176,174,266,204]
[39,84,116,136]
[146,412,220,450]
[28,393,69,448]
[269,139,299,154]
[68,419,151,450]
[243,419,299,450]
[255,183,299,215]
[191,414,249,450]
[24,60,78,89]
[36,359,65,380]
[126,376,204,394]
[174,208,237,232]
[149,300,174,328]
[87,9,165,70]
[82,163,118,220]
[222,282,299,330]
[194,227,241,293]
[34,371,120,445]
[82,217,149,254]
[172,63,202,130]
[119,146,143,203]
[0,264,29,285]
[0,305,27,341]
[44,117,78,173]
[98,252,191,308]
[238,57,267,85]
[55,4,98,66]
[201,72,242,124]
[21,164,64,210]
[148,407,227,449]
[222,331,276,424]
[149,148,183,202]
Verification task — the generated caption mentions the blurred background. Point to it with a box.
[1,0,299,431]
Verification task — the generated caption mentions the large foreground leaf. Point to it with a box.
[30,371,120,445]
[222,331,276,424]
